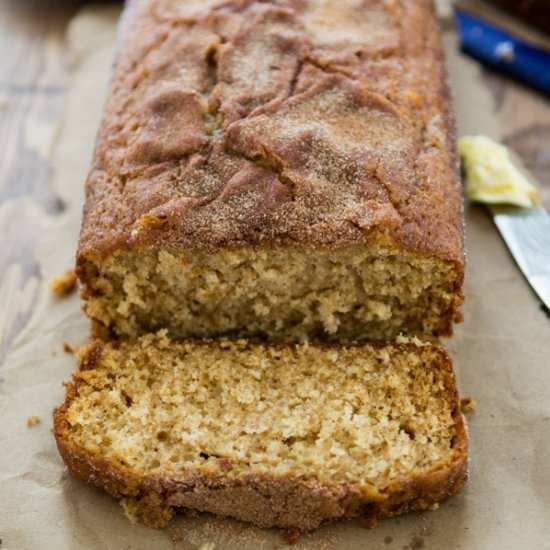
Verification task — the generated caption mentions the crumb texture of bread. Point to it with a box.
[54,334,468,530]
[81,245,462,342]
[76,0,464,342]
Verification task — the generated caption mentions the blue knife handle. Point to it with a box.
[455,10,550,96]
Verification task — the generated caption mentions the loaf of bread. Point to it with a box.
[54,334,468,530]
[77,0,464,343]
[58,0,469,532]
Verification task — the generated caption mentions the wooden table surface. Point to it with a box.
[0,0,549,364]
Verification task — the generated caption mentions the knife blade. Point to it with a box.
[490,204,550,311]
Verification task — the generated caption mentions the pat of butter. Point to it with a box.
[458,135,539,208]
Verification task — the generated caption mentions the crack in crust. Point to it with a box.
[78,0,464,264]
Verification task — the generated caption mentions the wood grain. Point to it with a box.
[484,70,550,207]
[0,0,82,363]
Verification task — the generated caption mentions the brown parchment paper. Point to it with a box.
[1,3,549,549]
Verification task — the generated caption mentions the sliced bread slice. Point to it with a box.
[53,333,468,531]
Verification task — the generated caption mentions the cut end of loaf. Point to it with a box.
[78,244,463,343]
[54,333,468,530]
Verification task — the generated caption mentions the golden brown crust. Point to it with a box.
[53,340,468,531]
[54,428,467,530]
[76,0,464,267]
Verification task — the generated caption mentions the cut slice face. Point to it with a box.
[54,333,468,530]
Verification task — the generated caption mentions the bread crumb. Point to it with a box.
[63,342,74,354]
[49,270,77,296]
[120,500,139,524]
[395,335,425,346]
[27,415,41,427]
[427,502,440,511]
[281,528,300,545]
[361,517,380,529]
[460,397,477,414]
[169,526,184,544]
[198,544,216,550]
[180,507,199,518]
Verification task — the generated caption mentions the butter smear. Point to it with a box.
[458,135,538,208]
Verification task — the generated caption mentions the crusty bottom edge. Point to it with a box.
[53,407,468,531]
